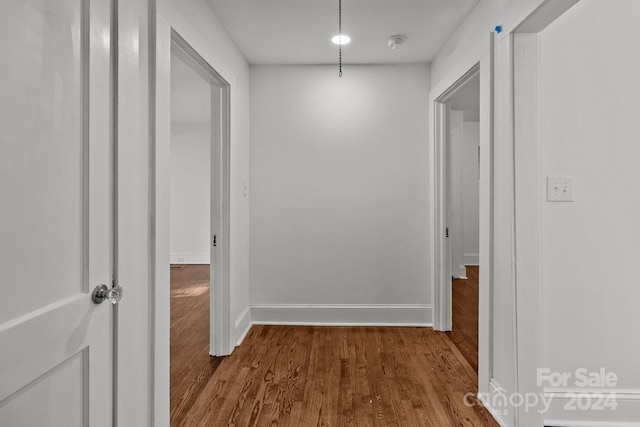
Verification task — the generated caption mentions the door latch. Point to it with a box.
[212,234,217,247]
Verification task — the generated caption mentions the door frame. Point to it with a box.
[169,30,232,358]
[431,63,481,333]
[429,49,494,398]
[510,1,580,425]
[150,13,232,426]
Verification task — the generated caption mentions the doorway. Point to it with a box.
[163,31,232,356]
[431,59,492,389]
[168,47,217,423]
[153,29,232,423]
[445,73,481,371]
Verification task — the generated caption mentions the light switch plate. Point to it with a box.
[547,176,574,202]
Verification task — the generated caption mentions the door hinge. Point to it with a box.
[446,227,449,238]
[212,234,217,247]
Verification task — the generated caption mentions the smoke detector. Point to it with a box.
[387,35,407,49]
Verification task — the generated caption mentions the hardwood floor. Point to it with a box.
[170,264,224,424]
[448,266,479,372]
[171,265,497,426]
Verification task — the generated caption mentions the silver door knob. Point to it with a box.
[92,284,123,305]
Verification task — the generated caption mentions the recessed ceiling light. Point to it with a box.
[331,35,351,45]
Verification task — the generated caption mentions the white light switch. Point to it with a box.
[547,176,574,202]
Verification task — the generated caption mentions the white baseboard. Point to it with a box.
[476,383,640,427]
[544,422,640,427]
[543,389,640,427]
[170,252,209,264]
[478,379,513,427]
[453,264,467,279]
[250,304,432,326]
[464,253,479,265]
[234,305,252,346]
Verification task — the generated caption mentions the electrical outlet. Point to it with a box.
[547,176,574,202]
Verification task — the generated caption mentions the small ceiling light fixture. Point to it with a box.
[387,35,407,50]
[331,35,351,45]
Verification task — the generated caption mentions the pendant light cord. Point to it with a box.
[339,0,343,77]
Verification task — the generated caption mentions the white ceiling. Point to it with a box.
[205,0,480,65]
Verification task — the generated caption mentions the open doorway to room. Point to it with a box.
[432,63,483,374]
[166,33,232,424]
[169,48,215,423]
[445,74,481,372]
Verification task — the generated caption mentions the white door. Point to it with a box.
[0,0,115,425]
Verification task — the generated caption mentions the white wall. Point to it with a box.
[170,54,211,264]
[450,110,466,278]
[539,0,640,423]
[250,64,431,325]
[462,121,479,264]
[450,115,480,277]
[160,0,252,342]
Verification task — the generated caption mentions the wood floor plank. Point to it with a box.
[449,265,480,372]
[170,264,224,426]
[171,265,498,426]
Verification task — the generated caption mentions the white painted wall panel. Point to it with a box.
[490,35,516,424]
[539,0,640,400]
[170,54,211,264]
[250,65,430,320]
[462,121,480,263]
[450,110,466,278]
[450,117,480,275]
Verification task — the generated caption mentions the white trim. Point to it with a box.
[151,12,234,426]
[170,30,233,358]
[234,305,252,346]
[544,422,640,427]
[515,0,581,33]
[169,253,210,264]
[511,2,582,426]
[453,265,467,279]
[544,389,640,398]
[464,253,479,265]
[431,99,452,332]
[542,390,640,427]
[430,63,482,333]
[477,42,495,399]
[151,14,171,427]
[429,44,495,410]
[477,379,512,427]
[251,304,432,327]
